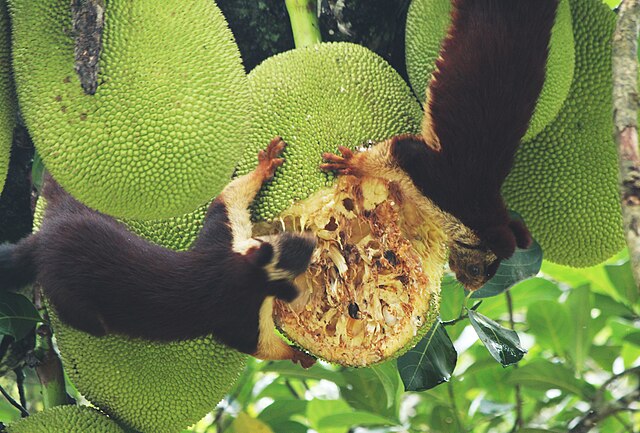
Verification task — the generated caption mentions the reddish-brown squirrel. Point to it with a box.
[0,138,316,367]
[322,0,557,290]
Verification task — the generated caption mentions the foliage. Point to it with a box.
[182,251,639,433]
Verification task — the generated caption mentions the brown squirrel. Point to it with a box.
[0,138,316,367]
[322,0,558,290]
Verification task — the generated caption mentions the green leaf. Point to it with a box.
[508,360,596,399]
[263,421,308,433]
[341,363,399,417]
[589,344,621,371]
[518,429,563,433]
[526,300,572,357]
[306,399,352,433]
[261,361,346,386]
[476,277,562,318]
[605,260,639,306]
[258,400,308,425]
[31,150,45,193]
[471,239,543,299]
[468,309,526,366]
[316,412,397,429]
[227,412,274,433]
[397,321,457,392]
[0,292,42,340]
[565,285,592,372]
[440,276,466,321]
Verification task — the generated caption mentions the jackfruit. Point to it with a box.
[405,0,575,141]
[0,0,15,195]
[5,405,128,433]
[503,0,624,266]
[35,198,246,433]
[236,43,446,366]
[9,0,250,220]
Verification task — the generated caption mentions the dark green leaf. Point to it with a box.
[565,285,592,372]
[397,321,457,392]
[593,293,636,320]
[0,292,42,340]
[526,300,572,356]
[467,309,526,366]
[605,260,639,305]
[589,344,621,371]
[508,360,596,399]
[471,240,543,299]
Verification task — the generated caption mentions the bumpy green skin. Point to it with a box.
[405,0,575,141]
[236,42,424,221]
[6,405,128,433]
[34,198,246,433]
[0,1,15,195]
[503,0,624,266]
[9,0,249,220]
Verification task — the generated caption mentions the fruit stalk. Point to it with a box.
[285,0,322,47]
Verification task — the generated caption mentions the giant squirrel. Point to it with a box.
[0,138,316,367]
[322,0,557,290]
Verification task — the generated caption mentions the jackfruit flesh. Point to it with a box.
[503,0,624,266]
[9,0,249,220]
[5,405,127,433]
[0,0,15,195]
[405,0,575,141]
[265,176,445,366]
[35,197,246,433]
[237,43,445,366]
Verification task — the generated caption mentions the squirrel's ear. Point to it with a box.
[483,226,516,259]
[244,242,274,267]
[509,219,532,250]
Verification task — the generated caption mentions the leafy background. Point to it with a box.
[0,0,637,432]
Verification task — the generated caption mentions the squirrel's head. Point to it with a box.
[447,217,531,291]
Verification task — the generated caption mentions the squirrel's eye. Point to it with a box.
[469,265,482,277]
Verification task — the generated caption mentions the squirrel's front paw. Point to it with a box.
[320,146,360,176]
[257,137,286,180]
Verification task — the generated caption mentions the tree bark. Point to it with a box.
[613,0,640,286]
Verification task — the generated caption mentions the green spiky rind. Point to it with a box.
[0,1,15,195]
[34,197,247,433]
[503,0,624,266]
[236,42,423,221]
[6,405,128,433]
[405,0,575,140]
[9,0,249,220]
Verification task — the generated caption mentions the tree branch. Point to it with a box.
[506,291,524,433]
[0,385,28,418]
[613,0,640,285]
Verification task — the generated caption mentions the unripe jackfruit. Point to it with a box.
[405,0,575,141]
[9,0,249,220]
[0,0,15,195]
[503,0,624,266]
[237,43,445,366]
[6,405,128,433]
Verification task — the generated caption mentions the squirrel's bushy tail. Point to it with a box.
[0,238,37,291]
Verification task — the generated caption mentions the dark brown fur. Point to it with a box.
[0,140,316,366]
[321,0,556,289]
[392,0,557,258]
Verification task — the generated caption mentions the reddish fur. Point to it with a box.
[391,0,556,258]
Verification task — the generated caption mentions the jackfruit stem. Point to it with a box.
[285,0,322,48]
[34,322,68,409]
